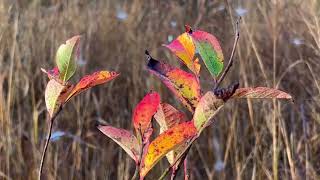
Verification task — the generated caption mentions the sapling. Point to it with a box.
[98,18,292,180]
[39,36,119,179]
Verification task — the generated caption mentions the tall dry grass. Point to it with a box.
[0,0,319,179]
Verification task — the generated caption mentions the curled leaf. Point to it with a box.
[65,71,119,102]
[146,51,201,113]
[187,26,224,77]
[132,92,160,134]
[45,79,72,117]
[193,91,225,133]
[164,32,201,75]
[232,87,293,99]
[56,35,81,82]
[140,121,197,177]
[41,67,60,80]
[98,126,140,163]
[154,103,188,166]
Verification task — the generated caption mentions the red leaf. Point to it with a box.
[65,71,119,102]
[146,51,201,113]
[98,126,140,163]
[232,87,293,99]
[132,92,160,134]
[164,32,201,76]
[140,121,197,177]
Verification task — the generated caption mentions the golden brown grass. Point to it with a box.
[0,0,319,179]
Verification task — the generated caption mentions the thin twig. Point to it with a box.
[131,126,144,180]
[215,17,241,89]
[38,106,62,180]
[183,157,189,180]
[158,136,197,180]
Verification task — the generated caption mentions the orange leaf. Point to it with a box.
[164,32,201,75]
[154,103,188,166]
[98,126,140,163]
[140,121,197,177]
[132,92,160,134]
[146,51,201,113]
[65,71,119,102]
[232,87,293,99]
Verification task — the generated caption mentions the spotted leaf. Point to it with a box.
[140,121,197,177]
[56,35,81,82]
[132,92,160,134]
[65,71,119,102]
[146,51,201,113]
[193,91,225,134]
[98,126,140,163]
[164,32,200,75]
[45,79,72,117]
[154,103,188,166]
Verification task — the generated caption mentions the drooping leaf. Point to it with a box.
[232,87,293,99]
[98,126,140,163]
[45,79,72,117]
[164,33,201,75]
[154,103,188,166]
[132,92,160,134]
[56,35,81,82]
[187,26,224,77]
[140,121,197,177]
[65,71,119,102]
[146,51,201,113]
[193,91,225,133]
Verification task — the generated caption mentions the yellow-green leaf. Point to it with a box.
[56,35,81,82]
[193,91,225,134]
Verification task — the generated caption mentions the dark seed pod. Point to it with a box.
[214,82,240,101]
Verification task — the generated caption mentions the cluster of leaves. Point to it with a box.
[98,25,292,179]
[42,36,119,119]
[40,36,119,178]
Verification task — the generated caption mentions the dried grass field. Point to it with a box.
[0,0,320,179]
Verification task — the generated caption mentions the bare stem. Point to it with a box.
[38,107,62,180]
[131,126,144,180]
[215,17,241,89]
[184,158,189,180]
[158,136,197,180]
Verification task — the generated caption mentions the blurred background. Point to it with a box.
[0,0,319,179]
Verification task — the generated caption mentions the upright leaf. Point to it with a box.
[132,92,160,134]
[187,26,224,77]
[154,103,187,133]
[98,126,140,163]
[56,35,81,82]
[232,87,293,99]
[154,103,188,167]
[65,71,119,102]
[45,79,71,117]
[146,51,201,113]
[164,33,201,75]
[193,91,225,133]
[140,121,197,177]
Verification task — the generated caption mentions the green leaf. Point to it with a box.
[190,30,224,77]
[56,35,81,82]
